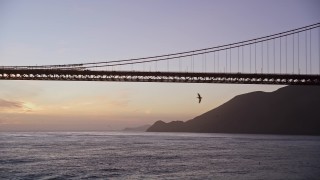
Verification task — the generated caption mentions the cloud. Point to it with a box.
[0,98,23,109]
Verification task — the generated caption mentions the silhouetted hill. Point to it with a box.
[123,124,151,132]
[147,86,320,135]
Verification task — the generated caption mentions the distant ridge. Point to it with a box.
[147,86,320,135]
[123,124,151,132]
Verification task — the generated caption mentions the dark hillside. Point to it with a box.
[147,86,320,135]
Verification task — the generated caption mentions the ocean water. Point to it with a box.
[0,132,320,179]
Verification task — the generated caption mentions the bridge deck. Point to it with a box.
[1,68,320,85]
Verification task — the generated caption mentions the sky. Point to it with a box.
[0,0,320,131]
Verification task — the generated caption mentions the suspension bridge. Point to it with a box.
[1,23,320,85]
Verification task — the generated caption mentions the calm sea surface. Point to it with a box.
[0,132,320,179]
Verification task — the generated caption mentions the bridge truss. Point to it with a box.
[1,69,319,85]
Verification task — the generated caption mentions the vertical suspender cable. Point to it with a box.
[194,55,197,73]
[255,41,257,73]
[202,53,204,72]
[204,53,206,72]
[190,55,192,73]
[293,34,295,74]
[309,30,311,74]
[280,37,282,74]
[226,49,228,73]
[143,61,145,71]
[250,44,252,73]
[242,46,244,73]
[213,52,215,72]
[218,51,220,73]
[306,31,308,74]
[203,54,205,71]
[262,42,263,73]
[192,53,194,72]
[273,39,275,74]
[238,47,239,72]
[193,53,195,72]
[205,53,207,72]
[191,54,193,72]
[267,40,269,73]
[229,46,232,73]
[201,54,203,72]
[298,33,300,74]
[286,36,288,74]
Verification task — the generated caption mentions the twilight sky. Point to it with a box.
[0,0,319,131]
